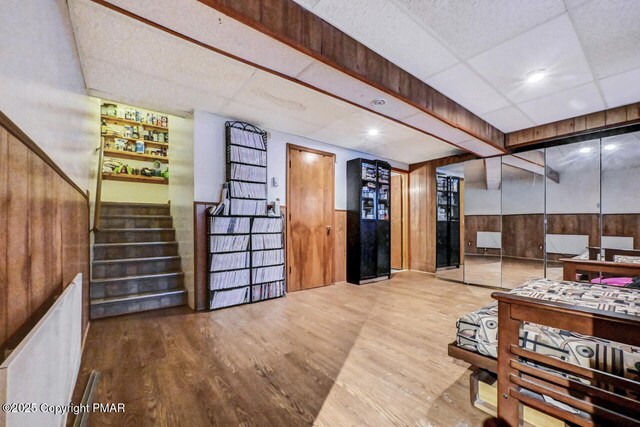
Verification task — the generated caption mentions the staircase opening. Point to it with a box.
[91,202,187,318]
[92,101,186,318]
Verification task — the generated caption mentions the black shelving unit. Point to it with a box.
[206,121,285,310]
[436,173,460,269]
[346,158,391,284]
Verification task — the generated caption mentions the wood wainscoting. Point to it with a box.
[409,154,476,273]
[464,213,639,261]
[0,112,89,354]
[194,203,347,311]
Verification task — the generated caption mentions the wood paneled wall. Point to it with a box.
[196,0,504,149]
[409,154,476,273]
[409,162,436,272]
[334,210,346,283]
[501,215,544,260]
[194,203,347,311]
[507,102,640,148]
[464,215,501,256]
[464,213,640,260]
[0,113,89,354]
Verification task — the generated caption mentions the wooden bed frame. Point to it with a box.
[449,293,640,426]
[560,257,640,281]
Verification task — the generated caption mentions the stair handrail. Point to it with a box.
[93,135,104,232]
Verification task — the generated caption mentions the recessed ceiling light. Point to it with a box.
[604,144,616,151]
[372,98,386,106]
[579,147,592,154]
[368,128,380,136]
[526,69,546,84]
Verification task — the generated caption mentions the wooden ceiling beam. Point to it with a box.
[507,102,640,148]
[197,0,505,150]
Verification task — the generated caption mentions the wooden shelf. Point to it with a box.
[102,173,168,185]
[103,149,169,164]
[101,115,169,131]
[102,134,169,148]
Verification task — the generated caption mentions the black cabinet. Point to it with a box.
[346,158,391,284]
[436,174,460,269]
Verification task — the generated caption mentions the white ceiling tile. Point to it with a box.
[103,0,314,76]
[403,113,474,144]
[398,0,566,59]
[599,67,640,108]
[468,14,594,104]
[427,63,510,115]
[291,0,322,9]
[221,100,324,137]
[517,83,605,125]
[295,61,421,120]
[457,139,504,157]
[563,0,593,9]
[481,106,535,132]
[309,0,458,79]
[233,71,356,127]
[569,0,640,78]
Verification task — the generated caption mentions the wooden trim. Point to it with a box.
[196,0,505,151]
[506,102,640,148]
[194,201,216,310]
[0,111,88,200]
[90,0,503,157]
[93,138,104,232]
[391,166,409,174]
[561,258,640,282]
[447,341,497,373]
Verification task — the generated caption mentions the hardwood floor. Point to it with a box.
[73,271,494,426]
[437,256,564,289]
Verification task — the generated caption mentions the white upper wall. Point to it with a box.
[193,111,408,209]
[464,157,640,216]
[0,0,98,192]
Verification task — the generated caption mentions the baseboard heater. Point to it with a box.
[0,274,83,427]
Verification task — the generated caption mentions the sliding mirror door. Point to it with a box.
[545,139,601,280]
[601,131,640,262]
[435,163,464,282]
[462,159,502,287]
[501,151,545,288]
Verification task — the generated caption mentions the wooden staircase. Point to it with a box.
[90,202,187,319]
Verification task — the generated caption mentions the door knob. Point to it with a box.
[327,225,332,234]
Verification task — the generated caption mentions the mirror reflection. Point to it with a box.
[435,164,464,282]
[601,132,640,266]
[545,139,601,280]
[443,128,640,289]
[501,151,545,289]
[462,159,502,287]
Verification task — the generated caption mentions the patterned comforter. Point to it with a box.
[456,278,640,389]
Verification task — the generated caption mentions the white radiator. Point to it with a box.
[545,234,589,255]
[0,274,83,427]
[477,231,501,249]
[601,236,634,250]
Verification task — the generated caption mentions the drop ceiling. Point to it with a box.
[68,0,514,164]
[293,0,640,133]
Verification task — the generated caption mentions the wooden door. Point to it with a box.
[390,175,402,269]
[287,145,335,291]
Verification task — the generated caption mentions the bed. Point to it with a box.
[449,278,640,426]
[561,248,640,282]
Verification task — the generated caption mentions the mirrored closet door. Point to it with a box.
[544,138,601,278]
[501,150,545,289]
[446,128,640,289]
[458,159,502,288]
